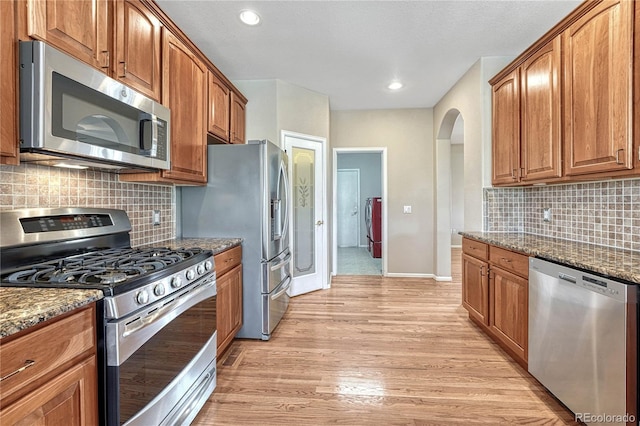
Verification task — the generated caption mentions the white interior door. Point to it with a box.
[336,169,359,247]
[284,132,326,297]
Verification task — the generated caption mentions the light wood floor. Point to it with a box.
[194,249,576,425]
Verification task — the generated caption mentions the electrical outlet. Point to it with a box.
[153,210,161,225]
[543,208,552,222]
[403,205,412,214]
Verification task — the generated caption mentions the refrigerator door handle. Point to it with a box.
[280,160,290,242]
[271,276,292,300]
[270,252,292,271]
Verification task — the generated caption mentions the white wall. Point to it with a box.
[232,79,330,147]
[450,143,464,246]
[331,109,434,276]
[337,153,382,246]
[432,57,512,278]
[232,80,279,143]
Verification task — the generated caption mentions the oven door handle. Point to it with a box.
[107,276,216,366]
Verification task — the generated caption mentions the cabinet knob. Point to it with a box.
[615,148,624,165]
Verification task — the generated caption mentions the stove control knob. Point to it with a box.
[204,260,213,272]
[154,284,166,297]
[135,290,149,305]
[186,269,196,281]
[171,276,183,288]
[197,264,205,275]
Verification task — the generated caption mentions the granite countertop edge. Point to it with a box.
[459,231,640,284]
[0,288,104,339]
[155,237,242,255]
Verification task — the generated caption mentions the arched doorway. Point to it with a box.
[435,109,464,280]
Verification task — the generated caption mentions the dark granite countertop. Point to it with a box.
[156,237,242,255]
[460,232,640,284]
[0,288,103,339]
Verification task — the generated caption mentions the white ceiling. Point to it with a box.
[155,0,581,111]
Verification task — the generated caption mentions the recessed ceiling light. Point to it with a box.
[239,9,261,26]
[388,81,403,90]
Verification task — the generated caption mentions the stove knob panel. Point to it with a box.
[204,260,213,271]
[186,269,196,281]
[197,264,205,275]
[171,276,183,288]
[154,284,166,297]
[135,290,149,305]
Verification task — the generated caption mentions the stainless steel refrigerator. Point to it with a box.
[181,140,291,340]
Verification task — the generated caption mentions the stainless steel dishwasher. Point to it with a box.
[529,258,638,426]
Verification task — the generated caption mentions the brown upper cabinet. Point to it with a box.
[491,69,520,185]
[208,71,231,141]
[1,1,19,165]
[208,71,247,144]
[520,37,562,182]
[114,0,162,101]
[490,0,639,186]
[26,0,110,70]
[492,35,564,186]
[121,28,207,184]
[230,92,246,144]
[563,0,634,176]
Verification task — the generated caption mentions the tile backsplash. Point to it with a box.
[0,164,175,247]
[484,178,640,252]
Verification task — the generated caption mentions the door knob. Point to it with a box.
[316,220,324,226]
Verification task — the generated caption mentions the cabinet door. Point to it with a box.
[491,69,520,185]
[0,356,98,426]
[216,264,243,356]
[230,92,246,144]
[216,268,233,355]
[490,267,528,362]
[229,264,243,336]
[563,0,633,176]
[161,29,207,183]
[520,37,562,182]
[27,0,109,70]
[208,71,230,141]
[1,0,18,165]
[462,253,489,326]
[114,0,161,101]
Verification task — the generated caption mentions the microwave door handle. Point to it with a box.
[139,114,158,156]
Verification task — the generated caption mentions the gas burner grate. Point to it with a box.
[3,247,207,286]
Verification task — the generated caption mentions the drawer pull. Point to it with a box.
[502,257,512,263]
[0,359,36,382]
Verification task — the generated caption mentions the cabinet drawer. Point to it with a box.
[490,246,529,278]
[462,238,488,261]
[0,305,95,402]
[215,245,242,276]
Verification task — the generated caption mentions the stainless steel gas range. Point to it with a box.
[0,208,217,426]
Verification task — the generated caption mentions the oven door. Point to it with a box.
[106,275,217,426]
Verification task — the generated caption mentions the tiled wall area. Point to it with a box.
[0,164,175,247]
[484,178,640,252]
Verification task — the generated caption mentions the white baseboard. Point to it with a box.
[435,276,453,282]
[385,272,435,279]
[451,245,462,248]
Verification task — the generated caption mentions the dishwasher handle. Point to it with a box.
[558,272,576,284]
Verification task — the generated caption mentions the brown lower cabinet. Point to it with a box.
[0,305,98,425]
[462,237,529,367]
[215,245,243,357]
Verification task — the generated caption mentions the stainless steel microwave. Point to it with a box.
[19,41,170,172]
